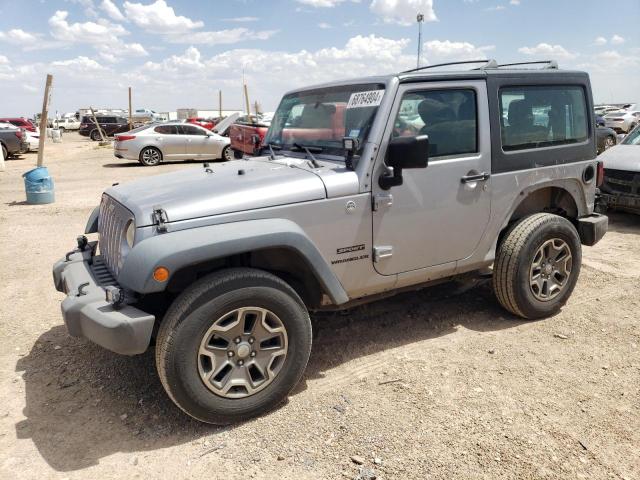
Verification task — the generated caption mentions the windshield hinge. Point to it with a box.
[152,207,168,233]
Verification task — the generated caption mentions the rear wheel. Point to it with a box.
[139,147,162,166]
[90,129,101,141]
[156,268,312,424]
[2,144,7,161]
[493,213,581,319]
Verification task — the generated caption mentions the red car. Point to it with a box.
[186,117,215,130]
[0,117,37,132]
[229,116,270,157]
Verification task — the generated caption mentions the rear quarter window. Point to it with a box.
[500,85,588,152]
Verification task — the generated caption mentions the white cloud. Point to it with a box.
[0,28,41,45]
[224,17,259,22]
[611,34,625,45]
[423,40,495,62]
[370,0,437,25]
[318,22,332,29]
[51,56,106,71]
[0,55,8,64]
[486,5,505,11]
[296,0,349,6]
[100,0,126,21]
[581,50,639,71]
[594,36,607,46]
[49,10,128,44]
[510,0,520,4]
[123,0,203,33]
[518,43,577,60]
[168,28,278,45]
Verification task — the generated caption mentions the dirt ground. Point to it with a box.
[0,133,638,480]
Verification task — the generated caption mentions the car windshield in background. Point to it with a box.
[263,83,385,156]
[622,127,640,145]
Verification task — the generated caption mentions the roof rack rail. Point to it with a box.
[496,60,559,70]
[402,59,498,74]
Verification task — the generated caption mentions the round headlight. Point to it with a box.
[125,220,135,248]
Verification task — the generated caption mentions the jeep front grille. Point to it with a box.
[98,194,133,276]
[602,169,640,196]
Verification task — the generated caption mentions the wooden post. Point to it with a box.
[128,87,133,130]
[243,83,252,123]
[89,106,107,143]
[218,90,222,118]
[36,74,53,167]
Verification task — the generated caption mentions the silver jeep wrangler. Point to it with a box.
[53,60,608,424]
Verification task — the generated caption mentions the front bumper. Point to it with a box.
[52,242,155,355]
[600,192,640,214]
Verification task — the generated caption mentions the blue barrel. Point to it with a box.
[22,166,55,204]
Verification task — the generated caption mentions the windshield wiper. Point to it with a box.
[292,143,321,168]
[262,142,281,160]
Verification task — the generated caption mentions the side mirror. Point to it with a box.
[379,135,429,190]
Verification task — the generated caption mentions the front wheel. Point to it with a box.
[156,268,312,424]
[139,147,162,166]
[493,213,581,319]
[221,145,232,161]
[90,129,101,141]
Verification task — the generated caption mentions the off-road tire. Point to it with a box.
[90,129,101,141]
[493,213,582,319]
[233,149,243,159]
[156,268,312,424]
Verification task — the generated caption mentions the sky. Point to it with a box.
[0,0,638,116]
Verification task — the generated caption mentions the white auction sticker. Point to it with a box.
[346,89,385,109]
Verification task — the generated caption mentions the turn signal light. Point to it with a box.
[153,266,170,282]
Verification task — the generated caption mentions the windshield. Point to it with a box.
[263,83,385,156]
[622,126,640,145]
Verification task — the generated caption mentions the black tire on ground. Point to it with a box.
[221,145,232,161]
[2,144,7,161]
[90,129,101,141]
[58,127,65,133]
[493,213,582,319]
[233,149,243,159]
[156,268,312,424]
[138,147,162,166]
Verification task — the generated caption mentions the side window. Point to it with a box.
[500,86,588,151]
[154,125,177,134]
[180,125,207,135]
[393,89,477,157]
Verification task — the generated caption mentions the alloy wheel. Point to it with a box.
[529,238,573,301]
[197,307,289,399]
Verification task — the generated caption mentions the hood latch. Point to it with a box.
[152,207,168,233]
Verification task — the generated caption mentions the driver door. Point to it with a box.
[372,80,492,275]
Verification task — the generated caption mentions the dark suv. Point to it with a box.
[79,116,130,141]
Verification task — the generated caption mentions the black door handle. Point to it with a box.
[461,172,491,184]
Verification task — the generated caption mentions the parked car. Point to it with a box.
[594,105,623,116]
[0,127,29,160]
[598,125,640,214]
[53,117,81,131]
[596,125,617,154]
[604,110,640,134]
[0,117,37,133]
[229,114,273,157]
[79,116,131,141]
[53,60,607,424]
[113,122,232,166]
[131,109,160,122]
[186,117,215,130]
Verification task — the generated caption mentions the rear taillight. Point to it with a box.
[596,161,604,187]
[116,135,136,141]
[14,130,22,139]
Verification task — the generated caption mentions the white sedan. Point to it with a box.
[113,122,232,166]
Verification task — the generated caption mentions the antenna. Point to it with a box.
[416,13,424,69]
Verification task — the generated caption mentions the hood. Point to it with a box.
[599,145,640,172]
[213,112,240,136]
[106,158,327,226]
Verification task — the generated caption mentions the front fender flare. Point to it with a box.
[118,218,349,305]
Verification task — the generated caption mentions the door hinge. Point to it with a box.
[152,207,168,233]
[373,246,393,262]
[372,193,393,211]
